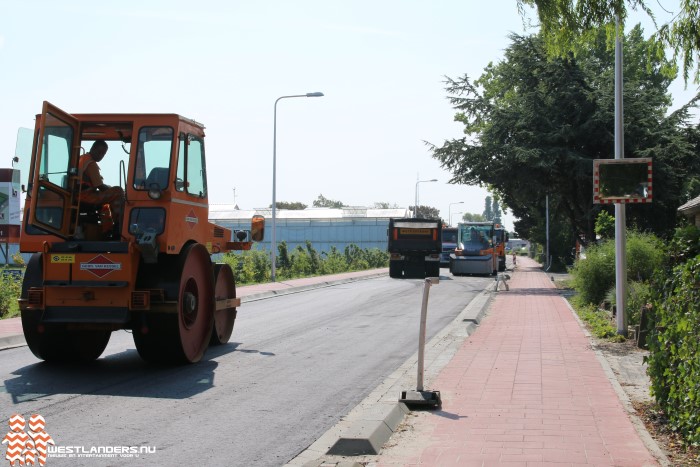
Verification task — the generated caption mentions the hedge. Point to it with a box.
[646,255,700,445]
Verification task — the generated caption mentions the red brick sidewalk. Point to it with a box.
[372,257,659,466]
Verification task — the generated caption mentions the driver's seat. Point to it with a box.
[145,167,169,189]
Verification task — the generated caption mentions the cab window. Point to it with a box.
[176,134,207,197]
[39,116,73,189]
[133,127,173,190]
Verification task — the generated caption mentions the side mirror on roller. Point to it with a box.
[251,215,265,242]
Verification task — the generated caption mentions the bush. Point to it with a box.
[321,247,347,274]
[0,269,22,318]
[604,280,653,327]
[223,242,388,284]
[290,245,312,277]
[626,232,666,282]
[646,256,700,446]
[570,231,666,306]
[570,240,615,305]
[626,280,652,327]
[668,224,700,266]
[222,248,270,285]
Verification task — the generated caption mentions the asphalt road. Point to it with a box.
[0,272,492,467]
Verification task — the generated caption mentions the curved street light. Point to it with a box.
[272,92,324,282]
[414,179,437,218]
[448,201,464,226]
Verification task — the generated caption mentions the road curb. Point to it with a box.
[0,333,26,350]
[240,271,389,303]
[326,403,409,456]
[287,277,496,466]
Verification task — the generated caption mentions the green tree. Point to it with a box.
[272,201,307,210]
[518,0,700,82]
[483,196,493,221]
[686,177,700,200]
[431,27,699,253]
[492,195,502,224]
[313,194,345,208]
[462,212,486,222]
[373,202,400,209]
[410,205,441,221]
[594,210,615,240]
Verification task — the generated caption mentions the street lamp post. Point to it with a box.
[414,179,437,218]
[450,212,463,227]
[448,201,464,226]
[272,92,324,282]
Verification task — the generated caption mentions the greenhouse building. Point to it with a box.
[208,205,409,254]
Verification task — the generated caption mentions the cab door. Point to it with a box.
[27,101,80,239]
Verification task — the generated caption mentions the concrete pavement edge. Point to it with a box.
[287,275,497,467]
[239,271,389,303]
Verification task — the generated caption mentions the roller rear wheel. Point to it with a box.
[210,263,236,345]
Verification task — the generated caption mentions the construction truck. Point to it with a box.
[387,218,441,278]
[494,224,508,272]
[18,101,264,364]
[449,221,499,276]
[440,227,457,268]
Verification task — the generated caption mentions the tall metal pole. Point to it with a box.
[546,195,550,269]
[414,179,437,218]
[271,92,324,282]
[414,180,420,218]
[614,17,628,334]
[449,201,464,226]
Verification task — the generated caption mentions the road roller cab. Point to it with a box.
[18,101,264,364]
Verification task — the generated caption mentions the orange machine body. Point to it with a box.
[18,102,263,363]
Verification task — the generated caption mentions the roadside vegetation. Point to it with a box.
[221,241,388,285]
[0,271,21,320]
[645,225,700,448]
[567,214,700,453]
[0,252,24,320]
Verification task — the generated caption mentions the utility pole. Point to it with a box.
[546,195,550,270]
[614,15,628,335]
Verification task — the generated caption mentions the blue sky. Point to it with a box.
[1,1,697,232]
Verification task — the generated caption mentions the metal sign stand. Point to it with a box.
[495,272,510,291]
[399,277,442,409]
